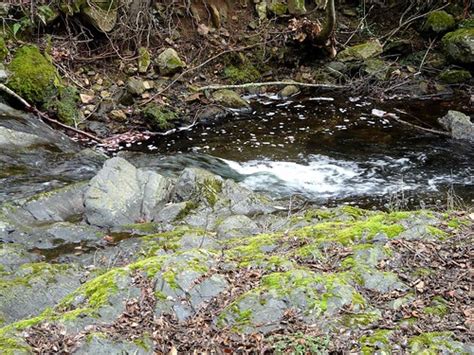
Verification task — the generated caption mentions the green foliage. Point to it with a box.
[7,45,59,104]
[143,104,178,130]
[270,332,330,354]
[0,37,8,60]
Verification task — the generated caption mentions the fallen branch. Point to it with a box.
[0,83,103,143]
[390,109,450,137]
[198,81,345,91]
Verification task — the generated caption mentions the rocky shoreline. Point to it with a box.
[0,108,473,353]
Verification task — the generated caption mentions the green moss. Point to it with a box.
[360,329,393,355]
[270,332,330,354]
[423,11,455,33]
[426,226,447,238]
[342,311,380,327]
[423,296,449,316]
[224,64,261,84]
[0,37,8,60]
[143,104,178,130]
[46,86,79,125]
[408,332,467,354]
[162,270,178,289]
[7,45,59,104]
[0,335,30,354]
[175,201,198,220]
[294,213,405,246]
[438,69,472,84]
[129,256,165,278]
[200,178,223,207]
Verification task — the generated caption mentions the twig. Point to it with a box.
[0,83,103,143]
[198,81,345,91]
[389,110,450,137]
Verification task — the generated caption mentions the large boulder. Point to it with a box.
[438,110,474,142]
[442,28,474,64]
[157,48,186,76]
[84,157,172,227]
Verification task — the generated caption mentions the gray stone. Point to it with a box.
[216,215,260,239]
[81,0,118,33]
[278,85,300,98]
[212,89,250,109]
[442,28,474,64]
[222,179,276,216]
[288,0,306,15]
[0,243,42,273]
[0,263,85,326]
[127,77,148,96]
[361,270,407,293]
[157,48,186,76]
[172,167,224,206]
[438,110,474,142]
[337,40,383,62]
[0,68,8,83]
[85,158,171,227]
[75,335,153,355]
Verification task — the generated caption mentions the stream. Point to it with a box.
[121,94,474,209]
[1,94,473,209]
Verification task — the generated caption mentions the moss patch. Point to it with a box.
[7,45,59,104]
[224,63,261,84]
[143,104,178,130]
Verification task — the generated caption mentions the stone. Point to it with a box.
[157,48,186,76]
[423,10,455,33]
[75,335,153,355]
[212,89,250,109]
[442,28,474,64]
[138,47,151,74]
[267,0,287,16]
[80,93,95,104]
[216,215,260,239]
[256,1,267,21]
[127,77,148,96]
[82,0,118,32]
[438,110,474,142]
[172,167,224,206]
[85,157,171,227]
[438,69,472,84]
[221,179,276,216]
[109,109,127,121]
[337,40,383,62]
[278,85,300,98]
[288,0,306,15]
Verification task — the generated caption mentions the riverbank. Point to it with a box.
[0,1,472,144]
[0,153,473,354]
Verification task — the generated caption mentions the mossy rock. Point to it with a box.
[212,89,250,109]
[157,48,186,76]
[423,11,455,34]
[46,86,80,125]
[7,45,59,104]
[458,18,474,29]
[288,0,306,15]
[438,68,472,84]
[442,28,474,64]
[337,40,383,62]
[143,104,178,130]
[224,63,261,84]
[267,0,288,16]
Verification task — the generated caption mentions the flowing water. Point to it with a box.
[122,94,473,209]
[1,94,473,209]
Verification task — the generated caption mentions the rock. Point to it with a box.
[75,335,153,355]
[6,45,59,104]
[442,28,474,64]
[138,47,151,74]
[0,2,11,17]
[0,67,8,83]
[85,157,171,227]
[82,0,118,32]
[256,1,267,21]
[278,85,300,98]
[80,93,95,104]
[438,110,474,142]
[127,77,148,96]
[221,179,276,216]
[423,10,455,33]
[157,48,186,76]
[438,69,472,84]
[212,89,250,109]
[172,167,224,207]
[143,104,178,130]
[337,40,383,62]
[288,0,306,15]
[216,215,260,239]
[267,0,287,16]
[109,109,127,121]
[364,58,389,80]
[0,262,85,325]
[0,244,42,273]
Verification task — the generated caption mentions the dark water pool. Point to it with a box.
[122,93,473,209]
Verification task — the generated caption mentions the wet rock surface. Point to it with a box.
[0,155,472,354]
